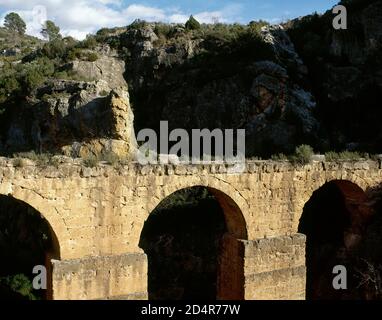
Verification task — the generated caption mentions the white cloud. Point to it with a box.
[0,1,244,40]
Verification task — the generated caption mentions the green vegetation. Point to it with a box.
[0,274,37,300]
[0,56,55,103]
[41,20,61,41]
[41,38,68,59]
[3,12,26,35]
[12,151,60,167]
[0,195,53,300]
[271,153,288,161]
[325,151,369,162]
[99,90,109,96]
[86,52,99,62]
[290,145,314,165]
[185,15,201,31]
[83,155,98,168]
[79,35,98,50]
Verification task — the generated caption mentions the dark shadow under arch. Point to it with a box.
[0,195,60,300]
[139,186,247,300]
[298,180,373,300]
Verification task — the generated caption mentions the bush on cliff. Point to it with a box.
[185,15,201,31]
[290,145,314,165]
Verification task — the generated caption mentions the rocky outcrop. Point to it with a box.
[1,1,381,158]
[60,87,137,158]
[69,53,127,89]
[2,78,137,158]
[41,82,137,158]
[287,0,382,153]
[120,23,321,157]
[1,40,138,158]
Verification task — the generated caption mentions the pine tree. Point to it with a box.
[4,12,26,35]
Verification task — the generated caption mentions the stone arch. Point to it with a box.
[294,174,371,233]
[145,178,249,240]
[298,179,373,300]
[6,186,70,258]
[140,182,248,300]
[0,194,61,300]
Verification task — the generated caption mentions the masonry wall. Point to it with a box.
[0,157,381,299]
[243,234,306,300]
[52,253,147,300]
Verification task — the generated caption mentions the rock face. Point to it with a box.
[1,1,381,158]
[59,86,137,158]
[2,79,136,158]
[0,42,137,158]
[45,83,136,158]
[287,0,382,153]
[121,23,321,157]
[69,53,127,89]
[245,59,319,156]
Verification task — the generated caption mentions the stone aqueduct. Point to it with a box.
[0,157,381,300]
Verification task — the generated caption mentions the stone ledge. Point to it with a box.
[52,253,147,300]
[0,157,379,178]
[242,234,306,254]
[245,265,306,283]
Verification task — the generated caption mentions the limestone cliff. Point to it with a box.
[0,0,381,158]
[287,0,382,153]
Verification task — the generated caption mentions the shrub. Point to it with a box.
[41,39,67,59]
[271,153,288,161]
[128,19,147,31]
[54,71,68,79]
[0,72,20,103]
[325,151,369,162]
[324,151,340,162]
[19,58,54,93]
[86,52,98,62]
[290,145,314,165]
[83,155,98,168]
[99,90,109,96]
[0,274,37,300]
[185,15,201,31]
[49,156,60,168]
[80,35,97,49]
[154,24,175,39]
[12,151,59,167]
[248,20,269,34]
[66,47,83,61]
[22,68,45,92]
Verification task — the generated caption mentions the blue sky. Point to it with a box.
[117,0,339,23]
[0,0,339,39]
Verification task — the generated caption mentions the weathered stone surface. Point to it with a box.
[0,159,381,300]
[287,0,382,152]
[69,53,127,90]
[242,234,306,300]
[52,253,147,300]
